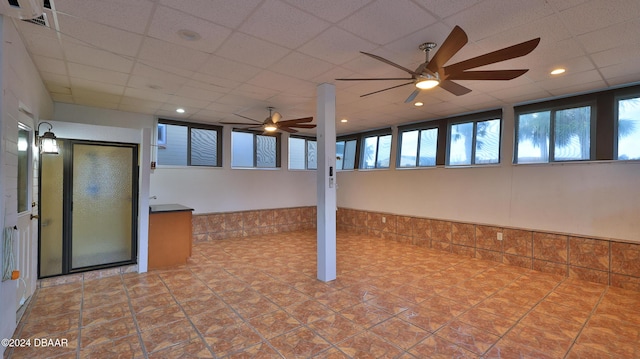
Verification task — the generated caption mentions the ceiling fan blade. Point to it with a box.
[438,80,472,96]
[279,127,298,133]
[272,111,282,123]
[448,69,529,81]
[336,77,416,81]
[361,82,414,97]
[426,25,468,74]
[360,51,417,76]
[220,121,258,125]
[233,113,262,123]
[277,117,314,125]
[444,38,541,75]
[289,124,316,129]
[404,89,420,103]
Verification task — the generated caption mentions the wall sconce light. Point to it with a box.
[36,122,59,154]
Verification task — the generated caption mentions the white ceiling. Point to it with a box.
[10,0,640,134]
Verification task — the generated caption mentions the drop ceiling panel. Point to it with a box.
[445,0,554,41]
[283,0,372,23]
[338,0,437,45]
[123,87,171,103]
[576,18,640,54]
[559,0,640,35]
[240,0,330,49]
[70,77,125,96]
[298,27,377,65]
[57,14,144,56]
[159,0,262,29]
[412,0,479,19]
[32,55,67,75]
[268,52,335,80]
[215,32,291,69]
[147,5,232,54]
[173,85,224,103]
[138,37,210,71]
[54,0,155,34]
[67,63,129,86]
[199,55,263,83]
[61,39,135,73]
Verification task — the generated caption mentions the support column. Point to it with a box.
[316,83,336,282]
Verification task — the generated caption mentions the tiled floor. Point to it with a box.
[5,230,640,358]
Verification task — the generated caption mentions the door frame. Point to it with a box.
[16,119,37,310]
[38,139,139,278]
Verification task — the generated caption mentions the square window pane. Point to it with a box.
[475,119,500,164]
[190,128,217,166]
[399,130,418,167]
[449,122,473,165]
[231,131,254,167]
[376,135,391,168]
[336,141,345,169]
[157,124,188,165]
[288,137,305,170]
[256,135,277,168]
[343,140,357,170]
[307,141,317,170]
[618,97,640,160]
[554,106,590,161]
[362,136,378,169]
[418,128,438,166]
[517,111,550,163]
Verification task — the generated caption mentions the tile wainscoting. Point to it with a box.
[190,206,640,291]
[192,206,317,241]
[336,208,640,292]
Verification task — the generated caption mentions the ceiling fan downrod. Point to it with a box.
[419,42,437,66]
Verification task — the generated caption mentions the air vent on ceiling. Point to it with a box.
[22,12,48,27]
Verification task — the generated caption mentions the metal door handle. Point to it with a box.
[30,214,39,220]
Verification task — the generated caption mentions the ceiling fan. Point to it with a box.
[220,107,315,133]
[336,26,541,103]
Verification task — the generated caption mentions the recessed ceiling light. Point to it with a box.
[414,102,424,107]
[340,119,348,123]
[177,29,201,41]
[176,108,186,113]
[550,68,566,75]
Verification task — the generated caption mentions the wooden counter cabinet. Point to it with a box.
[148,204,194,269]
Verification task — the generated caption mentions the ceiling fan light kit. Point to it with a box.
[336,26,540,103]
[415,73,440,89]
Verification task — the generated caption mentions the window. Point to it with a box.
[515,105,592,163]
[617,96,640,160]
[336,139,357,170]
[231,130,280,168]
[157,119,222,167]
[289,136,317,170]
[361,131,392,169]
[398,127,438,168]
[18,126,30,213]
[448,118,501,165]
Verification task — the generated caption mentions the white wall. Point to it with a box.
[337,106,640,242]
[0,15,54,354]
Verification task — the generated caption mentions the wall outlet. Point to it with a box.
[497,232,503,241]
[382,216,386,223]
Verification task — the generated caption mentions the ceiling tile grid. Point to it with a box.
[4,0,640,134]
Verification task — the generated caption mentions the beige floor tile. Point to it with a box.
[10,230,640,359]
